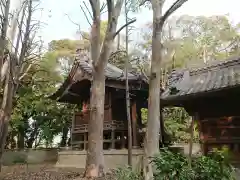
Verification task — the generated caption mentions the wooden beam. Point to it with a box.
[106,80,148,91]
[131,100,138,148]
[68,91,81,97]
[109,91,112,121]
[197,116,205,154]
[188,114,196,167]
[111,130,115,149]
[160,108,164,145]
[71,113,74,149]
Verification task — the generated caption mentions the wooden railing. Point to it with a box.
[72,120,127,133]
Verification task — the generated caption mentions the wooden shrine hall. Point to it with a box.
[161,57,240,162]
[50,48,154,150]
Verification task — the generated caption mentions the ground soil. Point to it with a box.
[0,164,115,180]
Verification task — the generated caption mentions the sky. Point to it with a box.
[10,0,240,51]
[27,0,239,46]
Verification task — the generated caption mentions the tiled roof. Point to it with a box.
[162,57,240,100]
[75,52,140,81]
[49,50,147,101]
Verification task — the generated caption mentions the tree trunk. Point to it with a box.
[26,122,39,148]
[0,0,10,85]
[144,1,163,180]
[17,130,25,149]
[143,0,189,178]
[85,32,116,179]
[85,68,105,177]
[67,137,71,147]
[60,126,69,147]
[26,135,36,148]
[124,0,132,167]
[85,0,102,176]
[0,0,10,74]
[0,64,15,171]
[85,0,128,177]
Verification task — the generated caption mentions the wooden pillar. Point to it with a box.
[197,116,205,155]
[234,144,239,153]
[111,130,115,149]
[131,100,138,148]
[189,114,197,167]
[70,114,75,149]
[121,131,125,149]
[84,132,87,150]
[136,103,142,126]
[160,108,164,146]
[109,91,112,121]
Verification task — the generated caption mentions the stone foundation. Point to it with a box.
[2,148,58,165]
[56,149,144,170]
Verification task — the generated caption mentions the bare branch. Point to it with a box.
[18,63,33,81]
[160,0,188,28]
[110,49,127,57]
[106,0,113,24]
[113,18,136,38]
[139,0,149,6]
[89,0,97,18]
[18,0,33,65]
[80,4,92,26]
[100,2,107,13]
[64,13,89,40]
[83,1,93,20]
[114,0,124,19]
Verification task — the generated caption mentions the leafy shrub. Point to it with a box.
[152,148,195,180]
[153,148,235,180]
[193,146,235,180]
[114,148,235,180]
[114,166,143,180]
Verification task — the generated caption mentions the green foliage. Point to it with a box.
[152,148,235,180]
[109,50,127,69]
[114,166,143,180]
[114,148,235,180]
[153,149,194,180]
[141,107,198,143]
[8,39,80,148]
[141,108,147,125]
[139,15,240,72]
[164,107,199,143]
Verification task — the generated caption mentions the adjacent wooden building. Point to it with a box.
[161,57,240,161]
[50,49,151,150]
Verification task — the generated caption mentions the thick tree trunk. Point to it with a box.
[85,67,105,177]
[0,67,15,171]
[85,23,121,179]
[143,0,189,178]
[144,1,163,180]
[0,0,10,76]
[0,112,10,151]
[85,0,102,176]
[84,0,126,177]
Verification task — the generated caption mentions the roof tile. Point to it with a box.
[162,57,240,100]
[75,53,139,81]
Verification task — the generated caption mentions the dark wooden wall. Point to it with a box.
[199,116,240,161]
[74,90,117,125]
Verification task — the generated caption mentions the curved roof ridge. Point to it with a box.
[190,57,240,76]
